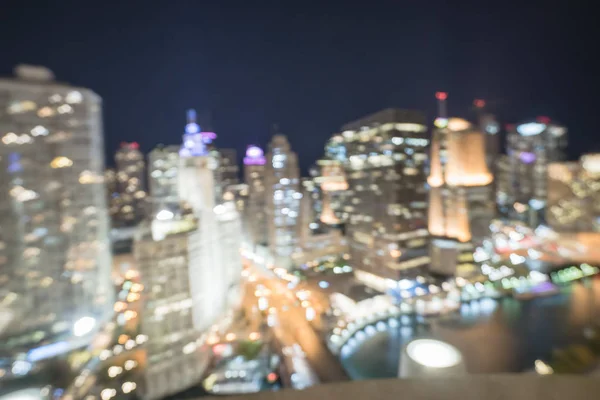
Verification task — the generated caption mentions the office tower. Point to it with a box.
[330,108,430,289]
[244,145,267,246]
[293,176,347,266]
[135,110,241,399]
[501,117,568,227]
[134,215,211,400]
[216,148,239,193]
[316,157,348,225]
[547,154,600,232]
[472,99,501,171]
[111,142,147,226]
[0,65,112,376]
[148,144,180,213]
[265,134,301,268]
[428,93,495,276]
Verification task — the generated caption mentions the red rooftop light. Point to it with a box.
[130,142,140,149]
[474,99,486,108]
[506,123,515,130]
[536,116,551,124]
[435,92,448,100]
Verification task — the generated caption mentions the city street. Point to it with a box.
[243,265,348,383]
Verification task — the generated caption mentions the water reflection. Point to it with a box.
[340,278,599,379]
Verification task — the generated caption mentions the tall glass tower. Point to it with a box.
[0,65,112,379]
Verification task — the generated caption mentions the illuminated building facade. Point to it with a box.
[148,144,180,213]
[244,145,267,246]
[292,176,348,266]
[333,108,430,284]
[135,110,242,399]
[316,158,348,226]
[265,134,301,268]
[0,65,112,376]
[111,142,147,226]
[428,93,495,276]
[547,154,600,232]
[501,117,567,226]
[134,217,211,400]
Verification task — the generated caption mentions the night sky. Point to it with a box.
[1,2,596,171]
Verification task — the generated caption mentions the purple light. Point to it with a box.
[244,145,266,165]
[201,132,217,141]
[519,152,536,164]
[530,281,557,294]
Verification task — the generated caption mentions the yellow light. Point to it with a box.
[118,334,129,345]
[50,156,73,169]
[114,302,127,312]
[37,107,55,117]
[225,333,236,341]
[126,292,140,302]
[124,310,137,321]
[248,332,260,341]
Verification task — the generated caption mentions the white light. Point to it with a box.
[447,118,471,131]
[30,125,49,137]
[101,389,117,400]
[155,209,174,221]
[391,137,404,145]
[406,339,461,368]
[305,307,315,321]
[1,389,46,400]
[318,281,329,289]
[398,279,414,290]
[73,316,96,337]
[66,91,83,104]
[517,122,546,136]
[11,360,32,376]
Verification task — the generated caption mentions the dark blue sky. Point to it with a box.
[1,1,596,170]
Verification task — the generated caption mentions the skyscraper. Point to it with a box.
[428,93,495,276]
[547,154,600,232]
[243,145,267,247]
[501,117,567,227]
[331,108,430,290]
[265,134,301,268]
[0,65,112,376]
[148,144,180,213]
[111,142,147,226]
[216,148,239,196]
[135,110,242,399]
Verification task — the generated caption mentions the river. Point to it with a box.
[340,277,600,379]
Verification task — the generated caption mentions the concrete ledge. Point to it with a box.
[206,376,600,400]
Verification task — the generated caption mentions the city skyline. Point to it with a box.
[1,3,594,171]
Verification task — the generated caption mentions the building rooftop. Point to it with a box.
[341,108,427,131]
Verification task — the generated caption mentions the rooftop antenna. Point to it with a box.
[435,92,448,119]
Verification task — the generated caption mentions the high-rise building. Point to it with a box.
[265,134,301,268]
[292,176,348,266]
[428,93,495,276]
[501,117,568,226]
[148,144,180,213]
[547,154,600,232]
[111,142,147,226]
[330,108,430,289]
[216,148,239,194]
[135,110,242,399]
[0,65,112,377]
[243,145,267,246]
